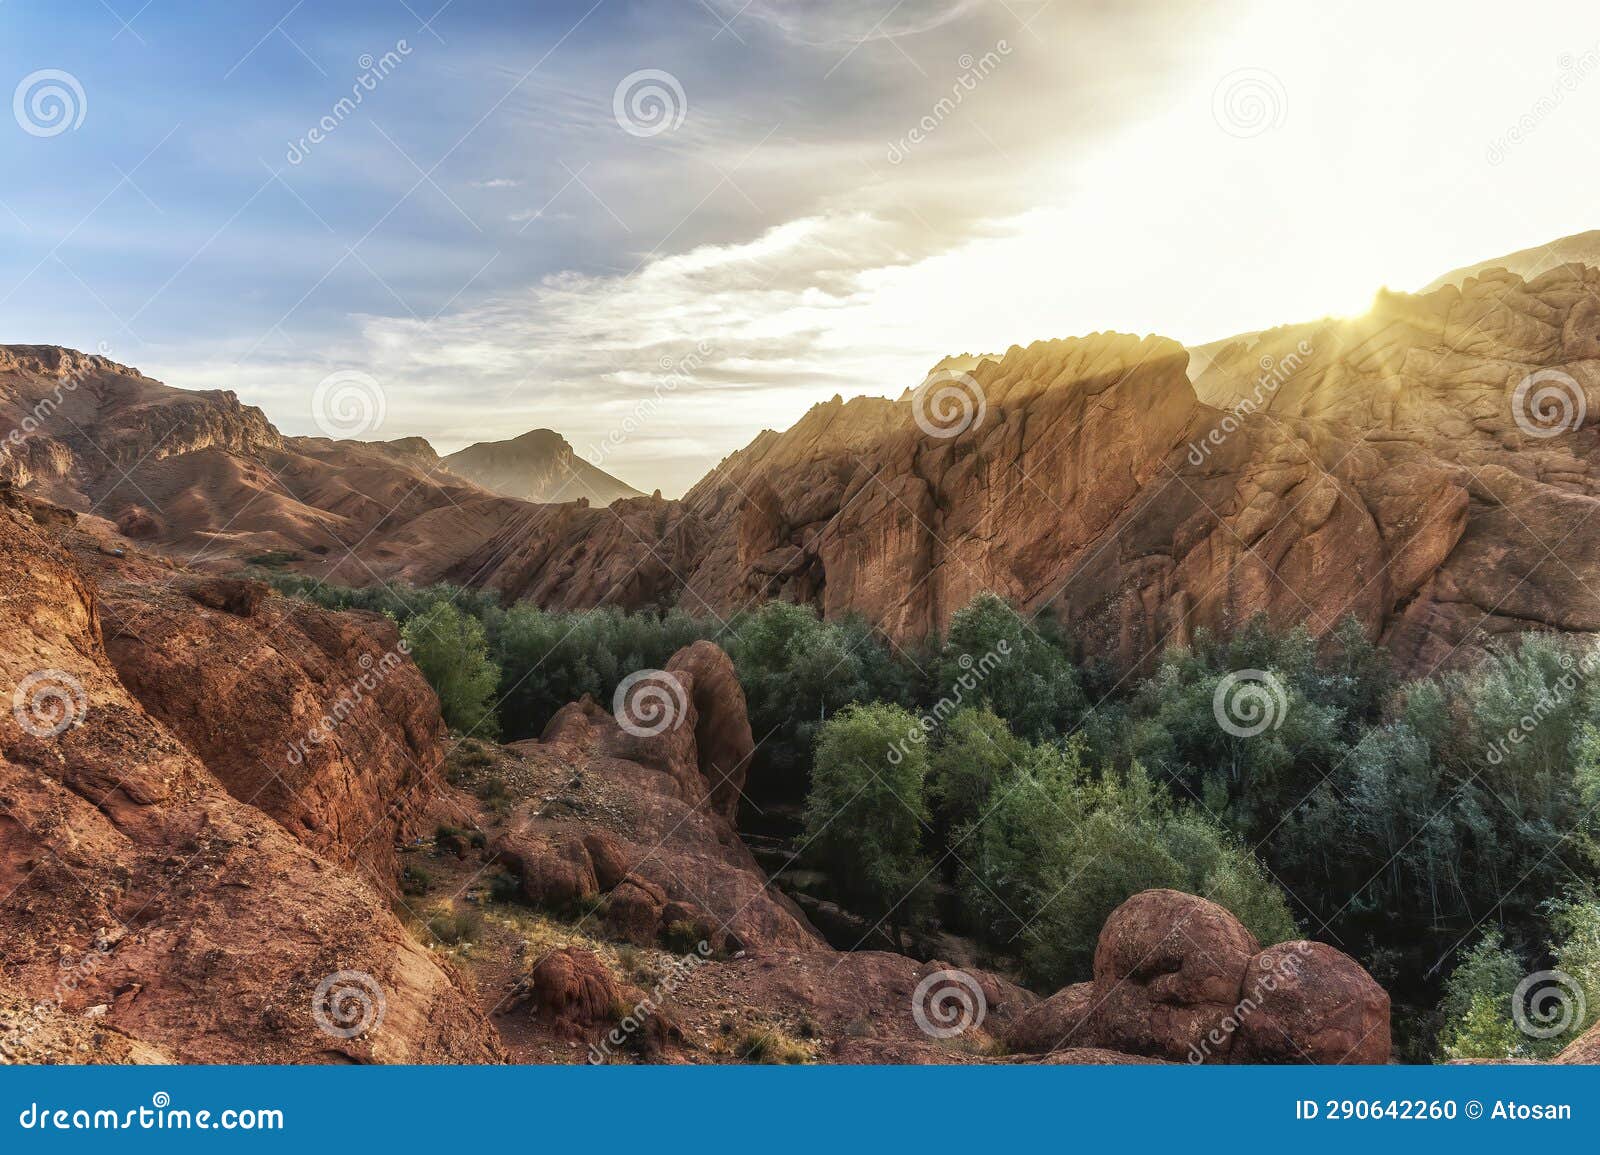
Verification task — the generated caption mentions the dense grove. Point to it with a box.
[267,573,1600,1061]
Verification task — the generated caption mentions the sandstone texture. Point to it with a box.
[1005,890,1390,1064]
[0,491,502,1064]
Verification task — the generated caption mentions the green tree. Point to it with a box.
[729,603,912,795]
[488,603,710,738]
[402,601,501,737]
[802,703,934,945]
[957,737,1296,988]
[927,706,1029,831]
[934,592,1085,742]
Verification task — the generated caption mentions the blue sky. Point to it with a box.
[4,1,1600,493]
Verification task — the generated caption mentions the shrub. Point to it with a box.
[727,603,914,796]
[661,919,704,956]
[487,871,522,905]
[426,907,483,946]
[927,706,1029,831]
[488,603,713,739]
[958,735,1296,988]
[402,602,501,737]
[400,864,431,896]
[737,1026,810,1064]
[802,703,935,941]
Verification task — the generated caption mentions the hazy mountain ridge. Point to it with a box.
[443,428,643,507]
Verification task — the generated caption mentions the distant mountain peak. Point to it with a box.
[442,428,642,507]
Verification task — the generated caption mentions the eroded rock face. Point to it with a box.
[664,641,756,824]
[430,265,1600,677]
[12,256,1600,678]
[514,948,623,1038]
[1556,1020,1600,1063]
[495,666,813,954]
[95,560,447,891]
[0,344,545,592]
[0,496,502,1064]
[1004,982,1096,1055]
[1008,890,1391,1064]
[1232,941,1391,1065]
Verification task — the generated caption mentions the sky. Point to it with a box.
[3,1,1600,495]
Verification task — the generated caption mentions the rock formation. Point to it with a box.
[0,490,502,1064]
[1005,890,1390,1064]
[10,242,1600,678]
[0,493,1408,1064]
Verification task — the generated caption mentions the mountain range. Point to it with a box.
[5,233,1600,679]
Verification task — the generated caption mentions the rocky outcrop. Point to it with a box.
[0,494,502,1064]
[1231,941,1391,1064]
[12,243,1600,679]
[509,948,624,1039]
[664,642,755,824]
[95,558,448,891]
[1006,890,1390,1064]
[434,254,1600,678]
[0,345,551,592]
[493,663,812,953]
